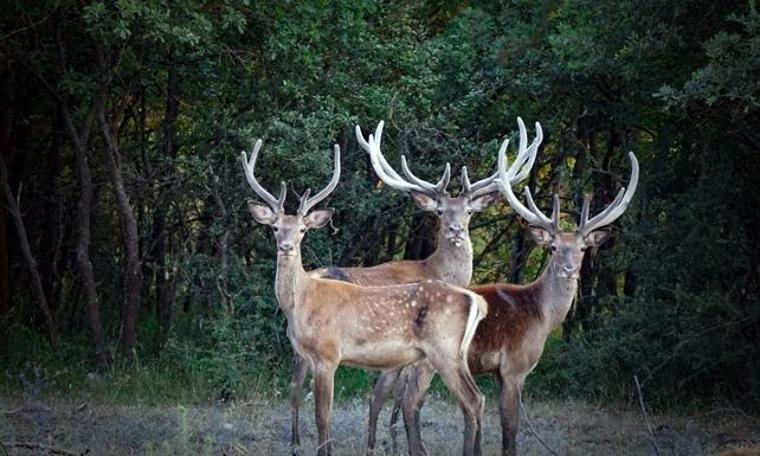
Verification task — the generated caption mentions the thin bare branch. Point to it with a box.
[634,375,662,456]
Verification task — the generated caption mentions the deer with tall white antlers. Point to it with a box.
[388,146,639,456]
[280,119,540,454]
[314,119,539,286]
[241,139,490,456]
[351,119,541,454]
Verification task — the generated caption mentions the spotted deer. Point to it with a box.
[241,139,489,456]
[353,119,542,454]
[386,147,639,456]
[282,119,540,454]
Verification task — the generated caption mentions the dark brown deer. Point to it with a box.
[380,147,639,456]
[285,119,540,453]
[242,139,489,456]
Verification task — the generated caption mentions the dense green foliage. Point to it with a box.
[1,1,758,409]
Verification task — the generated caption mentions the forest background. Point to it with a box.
[1,0,759,413]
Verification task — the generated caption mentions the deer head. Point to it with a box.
[241,139,340,257]
[356,119,541,247]
[497,147,639,280]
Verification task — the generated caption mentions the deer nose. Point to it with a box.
[450,224,464,234]
[563,265,576,273]
[280,242,295,252]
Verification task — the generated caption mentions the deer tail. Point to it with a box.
[460,290,487,357]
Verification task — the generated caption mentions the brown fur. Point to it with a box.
[292,279,478,370]
[467,283,544,374]
[313,259,433,285]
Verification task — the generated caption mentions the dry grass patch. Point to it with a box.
[1,395,758,455]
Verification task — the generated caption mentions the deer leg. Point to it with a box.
[498,373,522,456]
[367,368,400,455]
[313,361,337,456]
[431,360,484,456]
[401,360,436,456]
[289,353,309,452]
[389,364,413,454]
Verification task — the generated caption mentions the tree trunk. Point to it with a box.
[208,166,231,315]
[508,231,526,283]
[97,102,141,358]
[0,155,57,345]
[62,105,110,366]
[403,213,435,260]
[39,111,65,311]
[0,76,12,320]
[55,21,110,364]
[153,63,179,342]
[0,188,7,318]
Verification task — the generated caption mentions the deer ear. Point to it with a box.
[527,225,553,245]
[469,191,500,212]
[585,230,611,247]
[410,191,438,212]
[304,208,334,229]
[248,201,276,225]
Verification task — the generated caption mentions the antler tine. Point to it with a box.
[508,120,542,184]
[436,162,451,194]
[463,138,508,199]
[356,122,439,198]
[275,181,287,211]
[523,187,555,228]
[399,155,451,196]
[366,123,407,183]
[465,119,543,199]
[400,155,437,192]
[298,188,311,214]
[579,187,623,232]
[240,139,285,211]
[580,194,592,228]
[461,166,472,194]
[465,170,498,198]
[551,194,560,231]
[579,152,639,235]
[496,143,555,231]
[300,144,341,214]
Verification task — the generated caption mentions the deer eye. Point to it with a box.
[436,208,444,216]
[272,226,280,232]
[299,227,307,233]
[549,245,557,252]
[466,208,473,214]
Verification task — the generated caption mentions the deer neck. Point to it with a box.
[534,260,579,328]
[275,251,307,319]
[424,228,473,287]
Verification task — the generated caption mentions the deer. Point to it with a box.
[241,138,490,456]
[314,119,539,287]
[384,146,639,456]
[354,119,542,454]
[283,119,541,454]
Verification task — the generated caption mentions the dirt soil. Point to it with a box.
[1,395,758,455]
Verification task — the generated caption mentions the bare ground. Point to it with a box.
[1,394,758,455]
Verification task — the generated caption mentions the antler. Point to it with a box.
[241,139,286,212]
[496,140,560,233]
[578,152,639,235]
[356,121,450,198]
[461,117,543,199]
[297,144,341,215]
